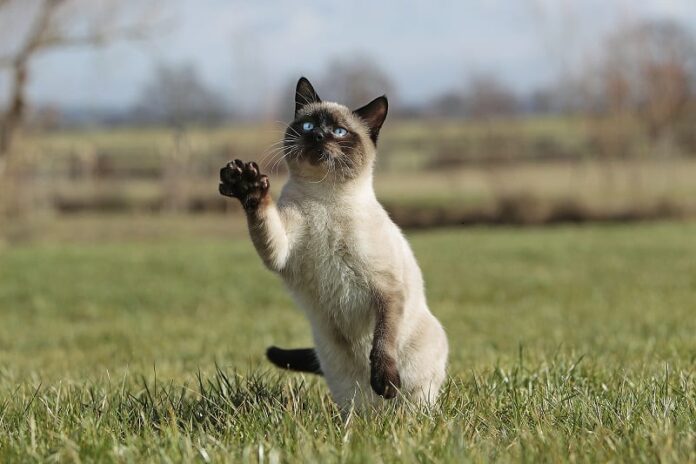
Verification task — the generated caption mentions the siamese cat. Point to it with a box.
[219,77,448,409]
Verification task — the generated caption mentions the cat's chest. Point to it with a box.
[284,207,372,314]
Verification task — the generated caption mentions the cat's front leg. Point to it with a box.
[219,159,292,272]
[370,346,401,399]
[369,291,404,399]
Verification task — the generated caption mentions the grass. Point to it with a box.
[1,220,696,462]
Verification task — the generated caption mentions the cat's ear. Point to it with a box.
[354,96,388,144]
[295,77,321,115]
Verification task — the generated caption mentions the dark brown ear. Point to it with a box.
[354,95,388,144]
[295,77,321,115]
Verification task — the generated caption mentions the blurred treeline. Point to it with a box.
[1,1,696,231]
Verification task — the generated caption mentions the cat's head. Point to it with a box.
[283,77,388,182]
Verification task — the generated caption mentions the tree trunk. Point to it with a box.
[0,61,28,158]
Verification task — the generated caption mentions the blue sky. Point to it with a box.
[1,0,695,111]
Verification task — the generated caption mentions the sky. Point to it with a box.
[1,0,695,113]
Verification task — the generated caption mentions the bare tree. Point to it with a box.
[430,91,469,118]
[320,55,395,108]
[601,20,696,140]
[0,0,158,169]
[568,19,696,143]
[132,63,227,127]
[426,72,519,119]
[465,73,519,119]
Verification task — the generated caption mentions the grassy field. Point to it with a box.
[1,219,696,462]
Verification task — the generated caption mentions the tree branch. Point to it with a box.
[17,0,66,61]
[36,24,153,49]
[0,0,161,158]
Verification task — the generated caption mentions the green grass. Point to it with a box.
[1,221,696,462]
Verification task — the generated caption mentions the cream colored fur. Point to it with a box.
[247,102,448,410]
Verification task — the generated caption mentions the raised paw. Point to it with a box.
[219,159,270,211]
[369,350,401,399]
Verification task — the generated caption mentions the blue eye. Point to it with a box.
[302,121,314,131]
[333,127,348,137]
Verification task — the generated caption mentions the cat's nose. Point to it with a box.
[313,131,324,142]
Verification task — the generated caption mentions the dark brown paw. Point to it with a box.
[219,159,270,211]
[370,350,401,399]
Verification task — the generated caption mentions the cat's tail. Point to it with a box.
[266,346,323,375]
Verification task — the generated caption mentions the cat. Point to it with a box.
[219,77,448,409]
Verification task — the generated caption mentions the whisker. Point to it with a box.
[259,146,287,169]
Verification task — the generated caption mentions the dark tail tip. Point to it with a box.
[266,346,323,375]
